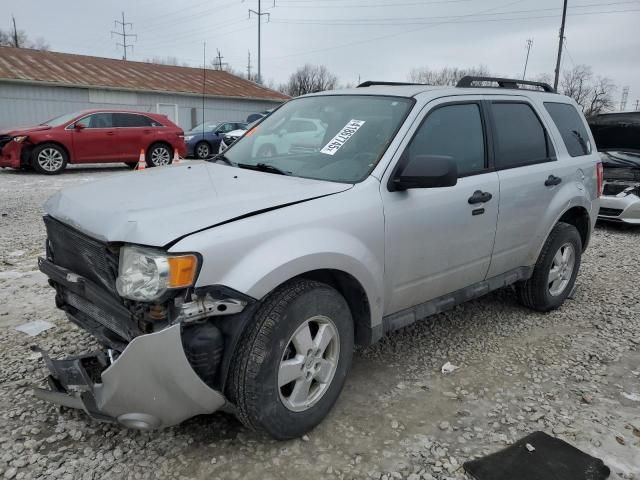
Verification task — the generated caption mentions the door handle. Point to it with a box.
[106,131,115,136]
[468,190,493,204]
[545,175,562,186]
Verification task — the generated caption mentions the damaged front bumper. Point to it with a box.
[34,323,226,430]
[599,184,640,224]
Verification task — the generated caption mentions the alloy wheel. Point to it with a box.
[151,147,171,166]
[548,242,576,296]
[196,143,210,159]
[278,315,340,412]
[37,148,64,172]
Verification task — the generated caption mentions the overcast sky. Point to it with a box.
[6,0,640,108]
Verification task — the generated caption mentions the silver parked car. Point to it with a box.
[35,77,602,439]
[597,150,640,224]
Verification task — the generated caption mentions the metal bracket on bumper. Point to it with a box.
[33,324,226,430]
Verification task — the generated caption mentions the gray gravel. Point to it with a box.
[1,165,639,480]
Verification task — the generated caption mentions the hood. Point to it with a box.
[44,162,352,247]
[0,125,51,136]
[599,151,640,169]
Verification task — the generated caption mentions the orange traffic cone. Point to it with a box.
[135,149,146,171]
[173,150,181,165]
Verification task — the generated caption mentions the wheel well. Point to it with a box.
[31,142,71,163]
[558,206,590,250]
[296,269,372,346]
[148,141,173,155]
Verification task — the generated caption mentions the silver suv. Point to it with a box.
[35,77,602,439]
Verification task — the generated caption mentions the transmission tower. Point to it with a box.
[111,12,137,60]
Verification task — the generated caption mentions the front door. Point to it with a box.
[71,112,123,162]
[382,98,500,315]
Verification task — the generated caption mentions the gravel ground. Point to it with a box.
[1,165,639,480]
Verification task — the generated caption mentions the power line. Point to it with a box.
[111,11,137,60]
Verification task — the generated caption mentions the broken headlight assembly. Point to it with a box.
[115,245,198,301]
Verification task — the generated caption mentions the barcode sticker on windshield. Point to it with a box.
[320,119,366,156]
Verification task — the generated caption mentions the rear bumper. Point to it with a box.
[0,141,23,168]
[34,323,226,429]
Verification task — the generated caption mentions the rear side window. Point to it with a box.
[79,113,113,129]
[114,113,155,128]
[408,103,486,177]
[544,102,592,157]
[491,102,550,169]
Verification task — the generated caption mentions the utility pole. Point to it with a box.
[248,1,273,84]
[635,99,639,111]
[214,49,228,70]
[522,39,533,80]
[247,50,252,81]
[620,86,629,111]
[111,12,137,60]
[553,0,568,91]
[11,15,19,48]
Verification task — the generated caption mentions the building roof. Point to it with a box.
[0,47,289,102]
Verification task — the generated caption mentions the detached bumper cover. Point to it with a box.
[598,194,640,224]
[34,324,226,429]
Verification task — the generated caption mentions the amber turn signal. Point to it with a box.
[167,255,198,288]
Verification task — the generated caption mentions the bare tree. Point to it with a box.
[407,65,490,86]
[145,56,189,67]
[280,64,338,97]
[560,65,615,117]
[0,24,49,50]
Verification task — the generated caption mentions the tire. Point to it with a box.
[124,162,137,169]
[227,279,354,440]
[146,143,172,167]
[194,141,211,159]
[31,143,68,175]
[517,222,582,312]
[257,144,277,158]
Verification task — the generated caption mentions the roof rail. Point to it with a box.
[456,76,556,93]
[357,81,423,88]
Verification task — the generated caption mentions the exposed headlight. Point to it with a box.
[115,245,198,301]
[12,135,28,143]
[184,135,194,141]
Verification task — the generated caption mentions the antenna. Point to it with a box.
[202,42,206,139]
[111,12,137,60]
[522,39,533,80]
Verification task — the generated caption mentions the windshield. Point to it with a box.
[222,95,414,183]
[41,112,82,127]
[189,122,220,133]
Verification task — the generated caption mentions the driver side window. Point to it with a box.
[408,103,486,177]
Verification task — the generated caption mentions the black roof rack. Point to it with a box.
[357,81,424,88]
[456,76,556,93]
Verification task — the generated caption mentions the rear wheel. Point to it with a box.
[518,222,582,312]
[195,141,211,159]
[146,143,172,167]
[31,143,67,175]
[227,279,353,439]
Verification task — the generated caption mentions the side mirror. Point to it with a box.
[391,154,458,191]
[74,122,86,130]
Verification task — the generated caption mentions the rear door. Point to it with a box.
[70,113,122,162]
[114,113,157,161]
[382,97,500,315]
[484,97,589,277]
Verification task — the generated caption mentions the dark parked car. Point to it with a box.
[589,112,640,153]
[0,109,186,174]
[184,121,246,159]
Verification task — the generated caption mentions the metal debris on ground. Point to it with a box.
[441,361,460,374]
[14,320,55,336]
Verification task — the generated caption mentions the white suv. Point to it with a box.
[35,77,602,439]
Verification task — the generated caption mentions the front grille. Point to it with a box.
[0,135,11,150]
[44,216,119,295]
[64,290,134,342]
[599,207,624,217]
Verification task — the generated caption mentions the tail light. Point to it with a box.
[177,131,184,139]
[596,162,604,198]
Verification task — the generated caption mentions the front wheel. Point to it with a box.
[517,222,582,312]
[31,144,68,175]
[227,279,353,439]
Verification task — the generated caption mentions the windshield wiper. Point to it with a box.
[207,154,234,166]
[237,163,290,176]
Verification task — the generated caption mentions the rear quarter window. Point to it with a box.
[544,102,592,157]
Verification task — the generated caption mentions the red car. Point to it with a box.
[0,109,186,174]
